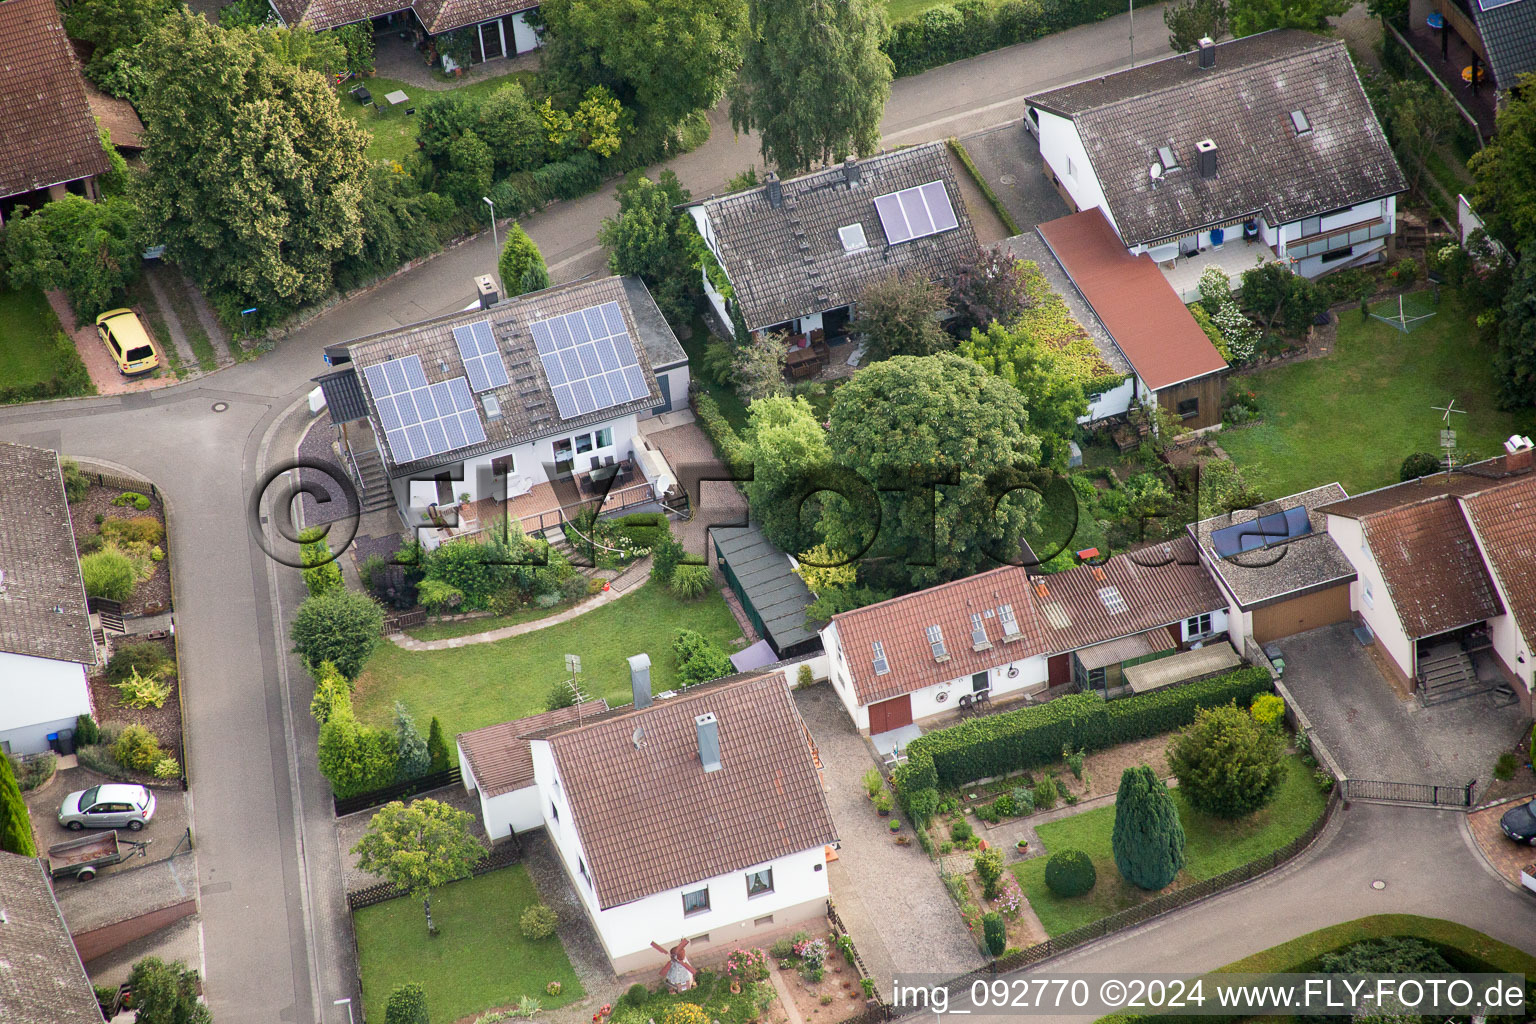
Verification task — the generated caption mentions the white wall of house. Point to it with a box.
[1325,514,1416,680]
[1461,509,1536,693]
[1195,551,1252,649]
[1276,197,1396,278]
[1080,377,1135,424]
[689,207,734,328]
[509,10,540,53]
[1034,110,1117,234]
[531,740,828,971]
[458,740,545,839]
[0,652,93,755]
[1180,607,1230,643]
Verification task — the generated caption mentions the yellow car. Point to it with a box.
[95,308,160,377]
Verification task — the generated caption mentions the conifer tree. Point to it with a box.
[0,754,36,857]
[1111,765,1185,890]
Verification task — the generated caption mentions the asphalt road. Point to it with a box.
[11,8,1532,1024]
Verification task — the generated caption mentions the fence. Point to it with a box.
[382,609,428,634]
[84,470,160,500]
[346,835,522,909]
[333,766,462,817]
[827,900,881,1004]
[1338,778,1474,808]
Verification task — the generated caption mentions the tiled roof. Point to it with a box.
[412,0,537,34]
[1318,454,1534,519]
[270,0,534,37]
[1027,31,1405,246]
[544,673,836,909]
[1190,483,1357,609]
[1361,497,1503,639]
[1037,209,1227,390]
[0,444,95,665]
[1030,537,1226,653]
[828,565,1052,708]
[84,82,144,150]
[1474,0,1536,91]
[343,276,671,477]
[0,852,103,1024]
[0,0,110,199]
[458,700,609,797]
[695,142,981,332]
[1461,474,1536,650]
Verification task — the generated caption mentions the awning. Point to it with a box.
[1124,642,1242,694]
[1076,629,1174,671]
[730,639,779,673]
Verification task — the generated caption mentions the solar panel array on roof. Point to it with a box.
[454,321,509,393]
[873,181,960,245]
[1210,505,1312,559]
[363,355,487,464]
[1478,0,1521,11]
[529,301,648,420]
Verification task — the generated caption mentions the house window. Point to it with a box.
[549,800,559,822]
[491,454,515,477]
[595,427,613,448]
[682,887,711,916]
[971,672,989,693]
[1186,613,1212,637]
[1301,216,1322,237]
[745,867,774,897]
[1087,666,1107,691]
[1177,397,1199,420]
[575,433,594,454]
[1319,246,1354,265]
[553,439,574,474]
[579,857,591,885]
[1363,580,1374,609]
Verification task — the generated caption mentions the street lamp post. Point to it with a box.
[1128,0,1135,67]
[334,997,355,1024]
[482,196,504,299]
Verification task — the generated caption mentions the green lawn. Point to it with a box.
[680,315,750,433]
[0,286,70,387]
[1219,292,1536,498]
[354,581,744,746]
[1012,755,1327,936]
[340,70,540,165]
[403,595,583,642]
[353,866,583,1024]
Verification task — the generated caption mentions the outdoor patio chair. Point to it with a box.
[956,693,974,716]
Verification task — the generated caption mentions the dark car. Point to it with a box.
[1500,800,1536,844]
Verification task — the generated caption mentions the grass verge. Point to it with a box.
[353,865,582,1024]
[0,286,73,388]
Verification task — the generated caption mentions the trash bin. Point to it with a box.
[47,732,61,754]
[58,728,75,756]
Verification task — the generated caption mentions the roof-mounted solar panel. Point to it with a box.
[363,354,486,465]
[454,321,510,393]
[530,301,650,420]
[873,180,960,245]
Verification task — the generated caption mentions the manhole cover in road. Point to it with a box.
[212,402,229,413]
[1371,880,1386,890]
[999,174,1017,186]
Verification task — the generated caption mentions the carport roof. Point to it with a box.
[1362,496,1503,639]
[1189,483,1357,609]
[0,852,102,1024]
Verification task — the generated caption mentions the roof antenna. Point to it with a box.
[1431,399,1467,480]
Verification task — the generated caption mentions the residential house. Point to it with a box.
[686,142,981,350]
[1025,31,1407,294]
[315,275,690,545]
[269,0,541,64]
[0,851,105,1024]
[0,444,97,756]
[1425,0,1536,101]
[457,698,609,839]
[820,536,1231,735]
[0,0,110,225]
[1189,484,1359,648]
[510,668,838,971]
[1320,437,1536,705]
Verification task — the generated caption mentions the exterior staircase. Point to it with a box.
[542,523,601,575]
[1416,647,1491,706]
[350,448,394,515]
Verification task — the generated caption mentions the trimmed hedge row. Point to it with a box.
[692,391,747,467]
[894,666,1274,793]
[883,0,1163,78]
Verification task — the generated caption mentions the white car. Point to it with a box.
[59,784,156,831]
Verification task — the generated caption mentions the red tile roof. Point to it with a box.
[0,0,110,199]
[1036,209,1228,391]
[1361,497,1503,639]
[1461,475,1536,652]
[457,700,609,798]
[545,673,836,909]
[829,565,1051,707]
[269,0,535,33]
[1030,537,1226,652]
[1318,454,1534,519]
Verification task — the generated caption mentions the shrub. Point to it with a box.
[1250,693,1286,730]
[427,717,451,772]
[1064,745,1085,779]
[107,642,175,685]
[520,903,559,939]
[1400,452,1442,481]
[546,981,563,996]
[114,724,164,771]
[1197,265,1232,315]
[623,983,651,1006]
[310,661,351,725]
[669,563,713,599]
[991,793,1016,817]
[973,847,1004,899]
[904,785,939,828]
[1212,301,1260,363]
[317,710,398,798]
[0,753,36,856]
[498,222,550,297]
[61,458,90,502]
[797,664,815,688]
[78,533,104,555]
[81,547,137,601]
[76,713,100,746]
[153,756,181,779]
[1112,766,1185,890]
[545,682,578,712]
[672,629,733,686]
[301,535,344,597]
[385,982,430,1024]
[1388,257,1419,286]
[11,752,56,791]
[1167,702,1286,819]
[873,788,893,814]
[768,937,796,960]
[725,947,770,982]
[1011,787,1033,815]
[1494,752,1518,781]
[1043,849,1097,897]
[113,491,153,510]
[291,589,384,680]
[114,667,172,709]
[982,911,1006,956]
[950,821,974,843]
[1033,774,1059,811]
[662,1003,710,1024]
[101,516,164,547]
[862,767,883,798]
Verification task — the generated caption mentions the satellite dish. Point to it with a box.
[632,726,646,750]
[1149,162,1164,180]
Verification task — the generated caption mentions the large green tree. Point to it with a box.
[353,798,487,934]
[1228,0,1346,35]
[498,222,551,297]
[1381,79,1459,196]
[729,0,893,174]
[136,11,370,317]
[63,0,178,84]
[852,270,953,362]
[742,394,834,555]
[3,196,144,319]
[1496,248,1536,409]
[1166,702,1286,818]
[1111,765,1186,890]
[538,0,744,129]
[960,321,1090,470]
[0,754,36,857]
[1472,81,1536,253]
[126,957,212,1024]
[291,588,384,679]
[821,354,1041,589]
[599,170,697,326]
[1164,0,1227,51]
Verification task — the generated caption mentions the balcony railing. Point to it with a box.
[1286,217,1391,260]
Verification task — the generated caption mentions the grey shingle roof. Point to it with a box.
[1190,483,1358,609]
[1474,0,1536,91]
[544,672,837,909]
[0,444,95,665]
[710,523,818,655]
[314,367,369,424]
[344,276,674,477]
[695,142,981,332]
[0,852,103,1024]
[1026,30,1406,247]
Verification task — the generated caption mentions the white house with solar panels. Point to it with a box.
[313,275,690,544]
[686,141,980,346]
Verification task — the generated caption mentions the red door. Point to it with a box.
[868,695,913,734]
[1048,654,1071,688]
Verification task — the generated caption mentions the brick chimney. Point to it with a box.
[765,172,782,209]
[1197,37,1216,68]
[628,653,652,709]
[844,156,860,185]
[695,713,722,772]
[1504,434,1534,473]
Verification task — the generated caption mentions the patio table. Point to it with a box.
[385,90,409,106]
[350,85,372,105]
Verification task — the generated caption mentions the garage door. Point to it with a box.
[868,695,913,735]
[1252,585,1352,644]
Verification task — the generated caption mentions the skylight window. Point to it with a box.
[1098,586,1129,614]
[1289,110,1311,135]
[998,603,1023,641]
[1157,145,1179,171]
[872,641,890,675]
[970,613,991,650]
[838,223,869,252]
[926,625,950,662]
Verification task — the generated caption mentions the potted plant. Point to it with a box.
[874,789,892,817]
[459,492,472,504]
[888,818,902,833]
[1016,839,1029,853]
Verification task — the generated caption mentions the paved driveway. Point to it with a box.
[1273,623,1526,791]
[793,686,986,988]
[955,121,1070,235]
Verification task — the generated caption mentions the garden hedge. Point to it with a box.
[895,667,1273,794]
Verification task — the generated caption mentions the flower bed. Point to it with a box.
[68,481,172,617]
[768,928,872,1021]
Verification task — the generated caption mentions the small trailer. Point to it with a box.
[46,830,150,881]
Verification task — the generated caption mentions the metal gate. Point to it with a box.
[1338,778,1474,808]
